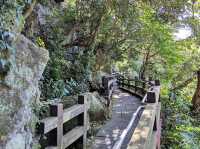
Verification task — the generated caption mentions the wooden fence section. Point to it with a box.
[117,75,152,98]
[37,95,88,149]
[115,73,161,149]
[127,81,161,149]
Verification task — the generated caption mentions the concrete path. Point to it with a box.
[92,89,143,149]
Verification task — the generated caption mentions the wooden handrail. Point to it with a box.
[115,73,161,149]
[39,104,85,134]
[127,85,161,149]
[117,75,153,98]
[37,95,88,149]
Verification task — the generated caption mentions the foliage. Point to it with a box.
[2,0,200,147]
[37,2,92,100]
[36,37,45,48]
[0,0,34,80]
[162,95,200,149]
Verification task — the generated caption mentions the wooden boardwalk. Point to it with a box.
[92,89,143,149]
[36,74,161,149]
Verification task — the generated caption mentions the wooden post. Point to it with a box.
[149,77,153,81]
[122,76,124,87]
[146,91,156,103]
[102,76,107,89]
[117,75,120,85]
[102,76,110,96]
[135,77,138,93]
[128,79,130,88]
[50,103,63,149]
[55,0,64,3]
[153,117,157,131]
[142,82,146,94]
[155,80,160,86]
[117,76,120,86]
[142,82,145,89]
[78,95,87,149]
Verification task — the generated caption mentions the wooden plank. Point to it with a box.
[63,104,84,123]
[127,104,156,149]
[119,86,144,98]
[78,95,88,149]
[142,94,147,103]
[148,131,157,149]
[152,86,161,103]
[144,105,157,149]
[146,103,161,149]
[156,86,161,102]
[45,147,57,149]
[57,104,63,149]
[40,117,57,134]
[40,104,84,134]
[127,102,161,149]
[156,103,161,149]
[112,106,144,149]
[63,126,84,148]
[83,95,88,149]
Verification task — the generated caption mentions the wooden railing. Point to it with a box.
[127,81,161,149]
[115,74,161,149]
[116,74,152,97]
[37,95,88,149]
[36,73,160,149]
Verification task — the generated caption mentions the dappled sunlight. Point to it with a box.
[128,107,153,147]
[92,88,143,148]
[120,93,130,97]
[115,110,134,115]
[112,129,121,140]
[105,135,112,145]
[113,104,121,107]
[112,94,121,99]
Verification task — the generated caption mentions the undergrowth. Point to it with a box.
[161,95,200,149]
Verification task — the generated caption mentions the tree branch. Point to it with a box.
[23,0,37,20]
[171,72,197,91]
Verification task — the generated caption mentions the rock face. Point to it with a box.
[0,34,49,149]
[35,4,51,25]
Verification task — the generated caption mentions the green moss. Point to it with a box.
[0,92,22,137]
[0,1,29,81]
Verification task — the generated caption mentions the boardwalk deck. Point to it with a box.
[92,89,143,149]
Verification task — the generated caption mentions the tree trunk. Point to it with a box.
[192,70,200,110]
[139,48,150,80]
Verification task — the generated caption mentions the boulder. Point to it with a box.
[85,92,108,121]
[0,34,49,149]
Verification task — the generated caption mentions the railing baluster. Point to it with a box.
[49,103,63,149]
[38,96,88,149]
[135,78,137,93]
[57,104,63,149]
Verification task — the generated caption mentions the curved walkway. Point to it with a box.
[92,89,143,149]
